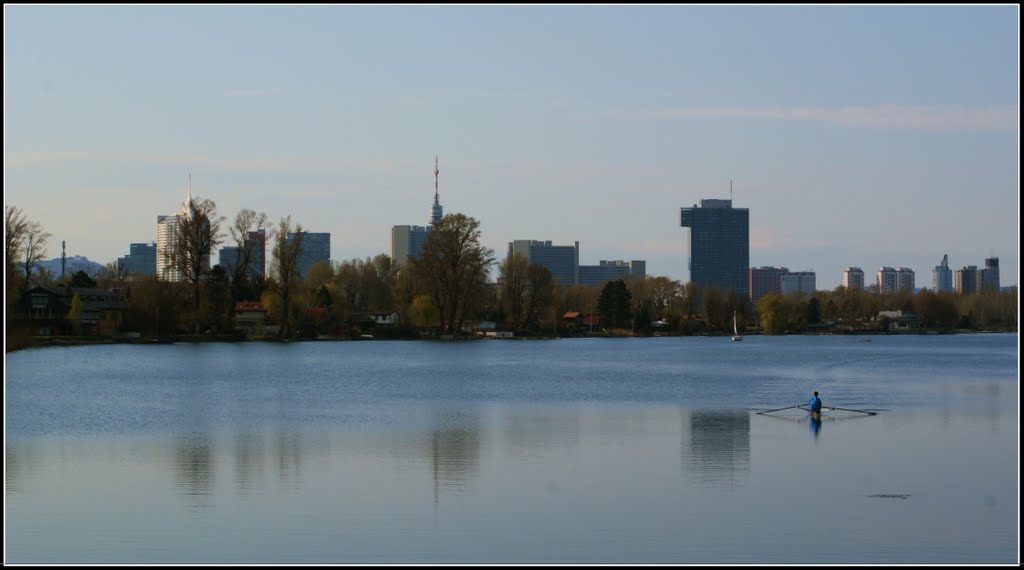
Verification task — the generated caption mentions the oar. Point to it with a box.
[756,404,802,415]
[826,405,876,416]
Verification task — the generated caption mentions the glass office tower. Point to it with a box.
[680,199,749,299]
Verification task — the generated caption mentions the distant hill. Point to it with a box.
[37,256,107,279]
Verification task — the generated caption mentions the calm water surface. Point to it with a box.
[5,335,1019,564]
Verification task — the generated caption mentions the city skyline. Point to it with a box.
[5,5,1019,290]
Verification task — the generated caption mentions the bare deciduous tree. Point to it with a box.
[269,216,304,338]
[5,205,51,295]
[523,263,555,331]
[170,196,224,326]
[411,213,494,335]
[499,253,529,333]
[100,260,130,292]
[228,208,269,299]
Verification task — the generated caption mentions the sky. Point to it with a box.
[4,5,1019,290]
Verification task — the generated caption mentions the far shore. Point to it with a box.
[6,328,1016,353]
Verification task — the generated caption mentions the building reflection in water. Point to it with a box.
[378,407,482,507]
[172,433,214,509]
[501,411,580,458]
[233,432,266,494]
[428,409,481,497]
[273,430,303,493]
[680,409,750,488]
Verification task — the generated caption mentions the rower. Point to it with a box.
[809,391,823,417]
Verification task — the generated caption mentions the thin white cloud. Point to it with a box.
[647,104,1018,133]
[224,88,286,97]
[750,228,833,253]
[4,151,403,173]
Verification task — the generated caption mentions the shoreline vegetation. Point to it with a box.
[7,326,1016,353]
[8,205,1018,355]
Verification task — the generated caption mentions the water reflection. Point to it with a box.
[5,440,39,495]
[810,413,822,439]
[273,430,303,492]
[428,409,481,497]
[681,409,750,488]
[172,434,214,509]
[233,432,266,494]
[502,411,580,457]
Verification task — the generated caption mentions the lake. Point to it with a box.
[4,334,1019,564]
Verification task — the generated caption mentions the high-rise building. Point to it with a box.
[842,267,865,290]
[897,267,915,293]
[876,267,898,294]
[780,271,816,296]
[749,266,788,303]
[117,242,157,278]
[220,229,266,280]
[507,240,580,287]
[955,265,979,295]
[156,176,211,282]
[579,260,646,288]
[287,232,331,279]
[680,198,749,299]
[219,247,240,275]
[932,254,953,293]
[392,158,444,268]
[391,225,432,268]
[980,257,1000,291]
[156,213,182,281]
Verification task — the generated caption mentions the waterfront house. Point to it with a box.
[352,311,400,327]
[562,311,583,326]
[562,311,600,331]
[15,286,127,336]
[234,302,268,335]
[68,287,128,336]
[460,321,497,335]
[15,286,70,335]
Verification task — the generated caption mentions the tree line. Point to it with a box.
[6,202,1018,348]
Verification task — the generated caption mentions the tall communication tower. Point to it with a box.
[430,156,443,225]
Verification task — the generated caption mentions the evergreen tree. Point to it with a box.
[598,279,632,329]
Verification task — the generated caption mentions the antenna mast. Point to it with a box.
[730,179,733,202]
[434,156,439,203]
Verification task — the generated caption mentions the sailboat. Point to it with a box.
[731,311,742,341]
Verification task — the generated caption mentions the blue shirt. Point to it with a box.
[809,396,822,412]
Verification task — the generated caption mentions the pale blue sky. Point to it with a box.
[4,5,1019,289]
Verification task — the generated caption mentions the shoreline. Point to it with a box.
[7,328,1017,353]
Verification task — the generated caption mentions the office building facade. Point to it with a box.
[780,271,816,296]
[680,198,749,299]
[220,229,267,280]
[932,254,953,293]
[578,260,646,288]
[287,232,331,279]
[117,242,157,278]
[749,266,788,303]
[507,240,580,287]
[391,225,432,268]
[980,257,999,291]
